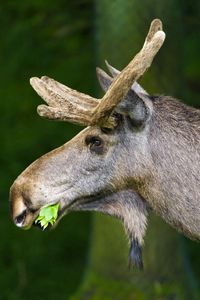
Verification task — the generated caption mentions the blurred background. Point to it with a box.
[0,0,200,299]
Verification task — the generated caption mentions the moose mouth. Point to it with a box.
[33,191,117,231]
[32,201,73,230]
[57,195,106,223]
[32,195,100,230]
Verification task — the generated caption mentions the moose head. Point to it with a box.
[10,19,200,269]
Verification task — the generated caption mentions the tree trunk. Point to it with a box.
[71,1,198,299]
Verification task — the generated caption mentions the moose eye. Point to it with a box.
[85,136,104,154]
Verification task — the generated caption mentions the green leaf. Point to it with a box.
[35,215,43,223]
[34,203,60,230]
[40,218,48,227]
[42,222,49,230]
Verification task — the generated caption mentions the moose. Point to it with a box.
[10,19,200,269]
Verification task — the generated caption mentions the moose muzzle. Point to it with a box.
[10,178,39,229]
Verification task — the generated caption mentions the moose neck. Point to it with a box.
[134,96,200,240]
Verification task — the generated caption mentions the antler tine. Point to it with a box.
[105,61,148,95]
[30,76,100,126]
[90,19,165,126]
[40,76,98,107]
[30,77,98,108]
[37,104,92,126]
[37,103,116,127]
[144,19,163,44]
[105,18,162,79]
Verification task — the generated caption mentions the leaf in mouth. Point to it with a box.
[35,203,60,230]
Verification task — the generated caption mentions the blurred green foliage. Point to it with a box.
[0,0,94,299]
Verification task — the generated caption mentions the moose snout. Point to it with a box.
[10,180,38,229]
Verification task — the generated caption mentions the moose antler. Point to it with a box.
[104,61,148,96]
[30,76,99,126]
[30,19,165,128]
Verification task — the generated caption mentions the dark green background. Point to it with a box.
[1,1,93,299]
[0,1,200,299]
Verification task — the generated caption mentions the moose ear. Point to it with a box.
[105,61,148,96]
[116,90,151,127]
[96,66,151,127]
[96,64,148,96]
[96,67,113,92]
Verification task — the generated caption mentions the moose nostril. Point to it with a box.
[15,210,26,227]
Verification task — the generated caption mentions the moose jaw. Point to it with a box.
[10,19,200,269]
